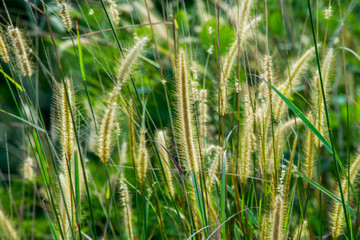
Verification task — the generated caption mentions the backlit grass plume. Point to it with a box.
[0,31,9,63]
[199,89,208,139]
[57,0,72,32]
[116,37,148,89]
[137,127,149,188]
[53,77,76,165]
[175,49,199,173]
[156,130,175,197]
[97,96,117,165]
[302,114,317,183]
[8,26,33,77]
[107,0,120,25]
[239,93,256,183]
[53,77,77,239]
[219,0,254,116]
[22,157,35,181]
[274,46,315,121]
[0,208,19,240]
[313,48,334,147]
[331,153,360,238]
[119,174,134,240]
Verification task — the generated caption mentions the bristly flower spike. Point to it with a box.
[8,26,33,77]
[0,31,9,63]
[175,49,199,173]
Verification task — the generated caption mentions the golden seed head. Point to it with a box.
[8,26,33,77]
[23,157,35,181]
[0,32,10,63]
[0,208,19,240]
[97,102,117,165]
[175,49,199,173]
[156,130,175,197]
[108,0,120,25]
[57,0,72,31]
[138,129,149,187]
[119,175,130,206]
[324,6,332,20]
[116,37,148,88]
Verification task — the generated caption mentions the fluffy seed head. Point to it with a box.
[325,6,332,20]
[269,196,284,240]
[57,0,72,31]
[239,93,256,183]
[199,89,208,138]
[156,130,175,197]
[116,37,148,89]
[8,26,33,77]
[119,175,130,206]
[0,32,9,63]
[0,208,19,240]
[23,157,35,181]
[175,49,199,173]
[274,46,315,121]
[331,153,360,238]
[137,129,149,187]
[108,0,120,25]
[302,114,317,182]
[53,77,76,166]
[97,102,117,165]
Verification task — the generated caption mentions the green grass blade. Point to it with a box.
[76,21,86,81]
[294,171,355,217]
[0,69,23,91]
[261,78,332,152]
[0,109,45,132]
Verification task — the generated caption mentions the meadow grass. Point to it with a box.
[0,0,359,239]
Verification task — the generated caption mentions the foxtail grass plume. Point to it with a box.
[331,153,360,238]
[0,31,9,63]
[116,37,148,89]
[119,175,134,239]
[206,145,223,189]
[239,93,256,183]
[107,0,120,25]
[57,0,72,31]
[175,49,199,173]
[97,99,117,165]
[219,0,253,116]
[156,130,175,197]
[199,89,208,139]
[314,48,334,147]
[8,26,33,77]
[268,195,284,240]
[22,157,35,181]
[58,173,73,239]
[54,77,76,165]
[137,128,149,188]
[302,114,317,183]
[53,77,77,239]
[0,208,19,240]
[274,46,315,121]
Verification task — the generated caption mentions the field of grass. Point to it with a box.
[0,0,360,239]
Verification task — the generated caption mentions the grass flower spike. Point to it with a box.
[0,208,19,240]
[8,26,33,77]
[0,31,9,63]
[57,0,72,32]
[175,49,199,173]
